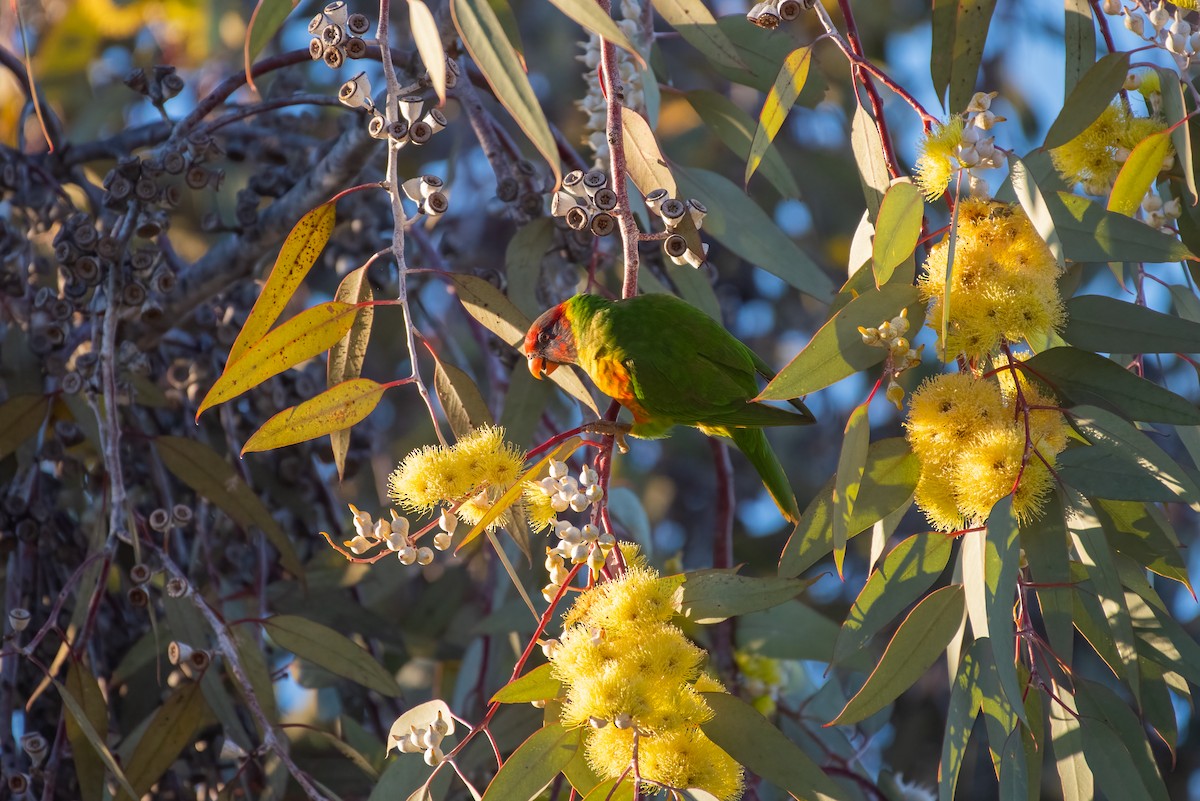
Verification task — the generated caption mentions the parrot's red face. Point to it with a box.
[523,303,578,379]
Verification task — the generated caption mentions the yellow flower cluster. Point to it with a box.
[1050,100,1171,195]
[904,370,1068,531]
[918,199,1064,361]
[914,117,965,200]
[388,425,551,530]
[549,563,744,800]
[734,652,784,716]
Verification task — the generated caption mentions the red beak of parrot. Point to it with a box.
[526,354,558,379]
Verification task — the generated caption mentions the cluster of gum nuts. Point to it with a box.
[858,308,923,407]
[344,504,457,565]
[551,169,620,237]
[392,710,453,766]
[746,0,814,30]
[538,461,615,602]
[308,2,371,69]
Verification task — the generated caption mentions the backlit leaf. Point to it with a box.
[672,570,815,624]
[829,584,965,726]
[930,0,998,111]
[621,107,676,197]
[545,0,643,65]
[872,181,924,286]
[242,378,391,454]
[851,102,891,220]
[410,0,447,103]
[1045,52,1130,148]
[480,724,579,801]
[264,615,401,697]
[229,202,335,365]
[506,218,556,318]
[649,0,745,69]
[746,46,811,186]
[199,301,361,417]
[434,360,494,441]
[490,663,561,703]
[1063,295,1200,354]
[1108,132,1171,217]
[328,264,374,480]
[1046,191,1193,264]
[1158,66,1196,204]
[1050,693,1093,801]
[62,665,117,801]
[832,403,870,577]
[452,0,561,183]
[245,0,301,92]
[983,496,1029,724]
[123,681,209,799]
[1064,0,1095,95]
[0,393,47,461]
[685,89,799,197]
[940,640,984,801]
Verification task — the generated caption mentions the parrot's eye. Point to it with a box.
[537,331,550,346]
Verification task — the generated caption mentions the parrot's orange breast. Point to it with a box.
[590,357,651,423]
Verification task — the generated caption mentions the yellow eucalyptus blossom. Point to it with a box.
[914,117,965,200]
[549,561,744,800]
[1051,101,1170,193]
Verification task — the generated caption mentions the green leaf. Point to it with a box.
[480,723,579,801]
[940,640,984,801]
[621,107,677,197]
[229,202,335,365]
[780,437,919,577]
[0,393,47,461]
[200,301,360,417]
[156,436,304,578]
[56,676,139,801]
[672,570,814,624]
[1076,680,1169,801]
[673,166,834,301]
[505,218,556,318]
[1140,659,1180,756]
[581,779,635,800]
[1045,52,1130,149]
[1049,694,1093,801]
[544,0,643,65]
[451,0,561,183]
[929,0,998,111]
[243,378,390,454]
[648,0,745,69]
[829,584,965,726]
[230,624,279,729]
[832,403,870,577]
[1009,153,1065,268]
[328,264,374,480]
[1108,132,1172,217]
[123,681,209,799]
[409,0,447,102]
[1159,67,1196,204]
[746,47,811,186]
[246,0,300,60]
[737,601,845,664]
[1060,406,1200,504]
[983,497,1029,725]
[872,182,924,286]
[263,615,401,697]
[850,102,891,220]
[760,284,920,399]
[491,663,561,703]
[1022,347,1200,425]
[999,729,1030,801]
[1020,492,1074,668]
[1046,192,1193,264]
[834,532,953,664]
[685,89,799,197]
[1064,0,1095,95]
[453,275,598,415]
[700,693,848,801]
[434,360,494,441]
[1094,498,1191,590]
[1063,295,1200,354]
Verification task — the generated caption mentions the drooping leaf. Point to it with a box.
[63,663,115,801]
[674,166,834,301]
[929,0,998,111]
[1045,52,1130,148]
[1158,66,1196,204]
[1063,295,1200,354]
[672,570,815,624]
[759,284,921,399]
[245,0,301,93]
[1064,0,1095,95]
[434,360,494,441]
[156,436,304,577]
[940,640,984,801]
[506,218,556,318]
[491,663,561,703]
[1021,347,1200,425]
[480,724,579,801]
[1076,680,1169,801]
[200,301,361,417]
[1009,153,1065,268]
[832,403,870,576]
[850,102,891,220]
[1094,498,1191,589]
[872,181,924,286]
[451,0,561,183]
[410,0,447,103]
[649,0,745,69]
[1046,192,1193,264]
[835,532,954,664]
[263,615,401,697]
[328,264,374,480]
[57,677,139,801]
[544,0,643,65]
[685,89,799,197]
[1049,693,1093,801]
[700,693,847,801]
[230,624,279,729]
[0,393,47,461]
[829,584,965,726]
[242,378,391,454]
[229,202,335,366]
[123,681,209,799]
[746,47,811,186]
[451,274,598,414]
[621,107,677,197]
[1108,132,1172,217]
[780,437,919,577]
[983,496,1029,724]
[1020,491,1074,669]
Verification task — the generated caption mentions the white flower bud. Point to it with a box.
[416,547,434,566]
[372,518,392,541]
[348,535,373,555]
[956,145,980,167]
[560,525,582,544]
[396,727,422,753]
[1125,71,1143,91]
[550,564,571,585]
[439,509,458,533]
[581,524,599,542]
[545,552,565,572]
[585,484,604,503]
[960,124,983,145]
[398,546,417,565]
[550,494,570,513]
[613,713,633,729]
[424,745,444,766]
[549,459,569,479]
[570,542,591,563]
[542,583,560,603]
[1149,2,1169,32]
[422,727,443,749]
[1125,11,1146,37]
[876,321,894,340]
[557,476,579,495]
[1164,198,1182,218]
[890,312,909,335]
[859,326,880,346]
[589,716,608,729]
[1163,154,1177,171]
[1167,32,1187,54]
[433,532,453,551]
[579,465,598,486]
[597,531,616,548]
[1113,146,1132,164]
[1143,193,1164,212]
[587,547,606,573]
[431,712,450,736]
[570,492,590,512]
[1102,0,1121,13]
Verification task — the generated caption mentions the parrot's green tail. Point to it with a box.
[727,427,800,524]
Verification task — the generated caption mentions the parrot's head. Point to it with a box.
[523,302,578,379]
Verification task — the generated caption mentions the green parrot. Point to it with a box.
[522,292,815,522]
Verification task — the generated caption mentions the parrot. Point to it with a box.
[522,292,815,523]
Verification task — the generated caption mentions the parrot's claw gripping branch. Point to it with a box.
[583,420,632,454]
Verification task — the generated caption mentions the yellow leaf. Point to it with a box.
[328,265,374,479]
[455,436,582,552]
[229,202,336,365]
[198,301,360,418]
[1107,131,1172,217]
[242,378,390,454]
[746,46,812,186]
[621,107,676,197]
[410,0,448,104]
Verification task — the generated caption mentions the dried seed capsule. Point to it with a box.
[309,37,325,59]
[663,233,688,258]
[323,45,345,69]
[127,586,150,608]
[423,191,449,216]
[565,206,590,231]
[590,211,616,237]
[593,187,617,211]
[777,0,803,20]
[8,608,31,632]
[129,563,153,584]
[347,12,370,35]
[345,36,367,59]
[171,504,193,526]
[322,23,345,46]
[165,577,188,597]
[148,508,172,531]
[408,120,433,144]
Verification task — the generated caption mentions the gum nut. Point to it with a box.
[545,554,565,572]
[580,465,598,486]
[398,546,417,565]
[542,584,560,603]
[561,525,582,544]
[597,531,616,547]
[373,518,392,540]
[554,519,575,537]
[417,547,434,566]
[890,314,909,334]
[424,745,444,766]
[570,493,590,512]
[433,532,453,551]
[570,542,591,563]
[581,524,599,542]
[585,484,604,502]
[551,495,570,513]
[386,532,406,551]
[549,459,568,479]
[540,476,559,494]
[439,509,459,533]
[550,564,570,585]
[876,321,894,339]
